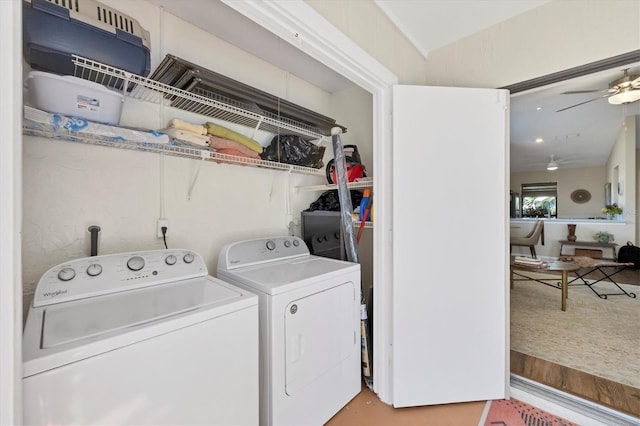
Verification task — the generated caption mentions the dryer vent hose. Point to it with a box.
[88,225,101,256]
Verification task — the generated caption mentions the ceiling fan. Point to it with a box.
[527,155,580,170]
[557,69,640,112]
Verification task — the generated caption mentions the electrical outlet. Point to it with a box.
[157,219,169,238]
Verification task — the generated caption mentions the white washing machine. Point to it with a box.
[23,249,259,425]
[217,236,361,426]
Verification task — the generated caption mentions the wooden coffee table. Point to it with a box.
[510,260,580,311]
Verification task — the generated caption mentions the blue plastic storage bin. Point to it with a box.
[23,0,151,77]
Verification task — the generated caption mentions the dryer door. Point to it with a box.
[284,281,356,395]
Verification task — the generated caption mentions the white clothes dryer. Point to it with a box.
[23,249,259,425]
[217,236,361,426]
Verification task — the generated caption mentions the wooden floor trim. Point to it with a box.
[510,350,640,418]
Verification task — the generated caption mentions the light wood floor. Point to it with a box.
[326,386,486,426]
[511,350,640,418]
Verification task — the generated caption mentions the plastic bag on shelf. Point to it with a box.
[305,190,363,212]
[260,134,325,168]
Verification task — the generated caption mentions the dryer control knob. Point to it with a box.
[165,255,177,265]
[284,240,291,248]
[57,267,76,282]
[293,239,300,247]
[266,240,276,250]
[127,256,145,271]
[86,263,103,277]
[183,253,195,264]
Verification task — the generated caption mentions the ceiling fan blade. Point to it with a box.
[556,93,612,112]
[561,89,610,94]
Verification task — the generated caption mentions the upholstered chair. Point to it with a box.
[510,220,544,258]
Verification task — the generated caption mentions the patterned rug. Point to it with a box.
[480,398,577,426]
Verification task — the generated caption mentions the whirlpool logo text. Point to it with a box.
[43,289,67,298]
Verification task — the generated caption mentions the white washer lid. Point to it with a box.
[42,277,240,348]
[23,276,257,377]
[219,255,359,295]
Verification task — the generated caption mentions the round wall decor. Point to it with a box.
[570,189,591,204]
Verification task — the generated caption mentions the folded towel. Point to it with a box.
[168,118,207,135]
[214,148,261,165]
[208,135,262,157]
[216,147,260,158]
[163,128,210,146]
[205,122,263,153]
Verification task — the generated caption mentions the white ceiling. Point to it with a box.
[149,0,638,173]
[510,65,640,173]
[374,0,550,57]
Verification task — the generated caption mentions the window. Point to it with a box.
[521,182,557,218]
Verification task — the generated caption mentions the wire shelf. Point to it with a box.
[353,220,374,229]
[296,177,373,192]
[71,55,327,141]
[22,117,326,177]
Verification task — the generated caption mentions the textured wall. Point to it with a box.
[307,1,639,89]
[422,0,640,88]
[306,0,428,85]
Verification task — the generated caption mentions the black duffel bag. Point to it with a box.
[618,241,640,268]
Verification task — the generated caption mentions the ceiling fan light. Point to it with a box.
[547,162,558,171]
[608,89,640,105]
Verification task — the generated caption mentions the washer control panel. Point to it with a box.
[218,236,309,270]
[33,249,207,307]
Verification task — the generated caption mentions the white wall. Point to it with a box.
[606,115,637,223]
[306,0,428,86]
[307,1,640,89]
[21,1,359,308]
[422,0,640,88]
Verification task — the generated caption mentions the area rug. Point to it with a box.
[510,272,640,388]
[479,398,577,426]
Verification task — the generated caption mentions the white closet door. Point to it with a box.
[392,85,509,407]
